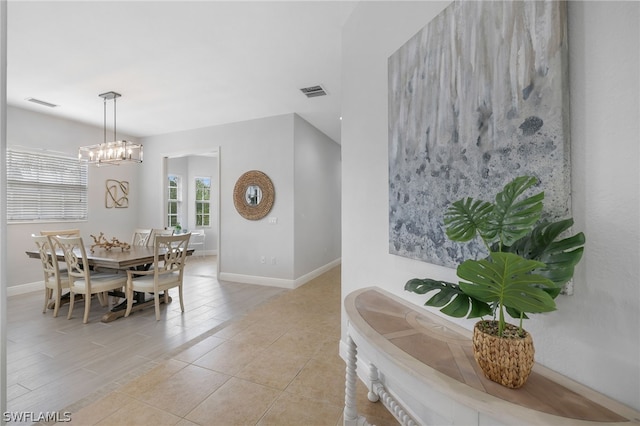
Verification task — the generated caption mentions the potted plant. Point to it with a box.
[405,176,585,388]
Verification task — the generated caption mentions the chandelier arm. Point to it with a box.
[113,95,117,142]
[103,96,107,144]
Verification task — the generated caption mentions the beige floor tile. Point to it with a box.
[267,328,329,358]
[191,338,265,376]
[175,419,200,426]
[117,359,189,396]
[209,316,254,339]
[132,364,231,417]
[257,391,343,426]
[313,339,343,363]
[185,377,280,425]
[94,399,181,426]
[65,391,131,425]
[229,321,289,347]
[171,335,226,363]
[284,357,346,407]
[236,346,309,390]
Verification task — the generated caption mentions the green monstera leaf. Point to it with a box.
[405,278,491,318]
[444,176,544,250]
[444,198,494,243]
[502,218,585,294]
[486,176,544,247]
[457,252,558,335]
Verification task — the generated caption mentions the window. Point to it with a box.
[167,175,181,227]
[7,149,88,222]
[195,177,211,227]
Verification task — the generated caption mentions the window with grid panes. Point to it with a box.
[167,175,181,227]
[7,149,88,222]
[195,177,211,227]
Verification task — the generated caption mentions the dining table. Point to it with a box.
[25,245,194,323]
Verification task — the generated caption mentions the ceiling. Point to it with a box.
[7,1,357,143]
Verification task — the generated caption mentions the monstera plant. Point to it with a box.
[405,176,585,388]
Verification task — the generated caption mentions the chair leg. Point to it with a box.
[97,292,106,307]
[124,286,133,317]
[154,292,161,321]
[178,285,184,313]
[43,288,52,313]
[83,293,91,323]
[67,292,75,320]
[53,289,62,318]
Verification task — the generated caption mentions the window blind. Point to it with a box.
[7,149,88,222]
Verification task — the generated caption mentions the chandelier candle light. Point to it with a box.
[78,91,143,165]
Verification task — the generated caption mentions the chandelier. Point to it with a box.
[78,91,143,165]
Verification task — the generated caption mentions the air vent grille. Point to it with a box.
[300,85,327,98]
[26,98,58,108]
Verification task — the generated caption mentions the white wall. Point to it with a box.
[6,106,140,289]
[293,114,341,278]
[139,113,341,288]
[139,114,294,283]
[341,0,639,411]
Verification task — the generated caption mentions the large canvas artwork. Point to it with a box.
[389,1,570,268]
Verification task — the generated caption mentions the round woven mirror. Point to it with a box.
[233,170,275,220]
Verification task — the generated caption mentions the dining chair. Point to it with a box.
[131,228,152,246]
[40,229,82,274]
[40,229,81,237]
[32,235,69,317]
[125,233,191,320]
[50,235,128,324]
[188,231,206,257]
[147,228,174,247]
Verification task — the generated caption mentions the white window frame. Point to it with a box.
[194,176,211,228]
[7,148,88,223]
[167,174,182,228]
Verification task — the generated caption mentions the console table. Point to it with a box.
[343,287,640,425]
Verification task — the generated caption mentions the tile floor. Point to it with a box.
[10,258,398,425]
[7,256,284,422]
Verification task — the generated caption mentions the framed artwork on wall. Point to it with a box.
[388,0,571,268]
[105,179,129,208]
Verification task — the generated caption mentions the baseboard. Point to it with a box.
[218,272,295,288]
[8,281,42,297]
[219,258,341,289]
[293,258,341,288]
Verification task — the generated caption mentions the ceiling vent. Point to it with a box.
[26,97,58,108]
[300,85,327,98]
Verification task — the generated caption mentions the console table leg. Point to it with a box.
[368,364,381,402]
[344,334,372,426]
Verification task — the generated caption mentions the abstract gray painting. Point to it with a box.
[389,1,570,268]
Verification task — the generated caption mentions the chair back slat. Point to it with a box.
[131,228,152,246]
[148,228,174,247]
[50,236,89,282]
[155,234,191,273]
[31,235,60,282]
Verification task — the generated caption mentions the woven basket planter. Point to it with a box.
[472,320,535,389]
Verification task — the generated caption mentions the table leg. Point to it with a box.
[101,292,172,323]
[344,334,372,426]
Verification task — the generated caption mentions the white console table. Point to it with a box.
[343,287,640,426]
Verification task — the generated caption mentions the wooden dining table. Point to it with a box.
[25,245,194,323]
